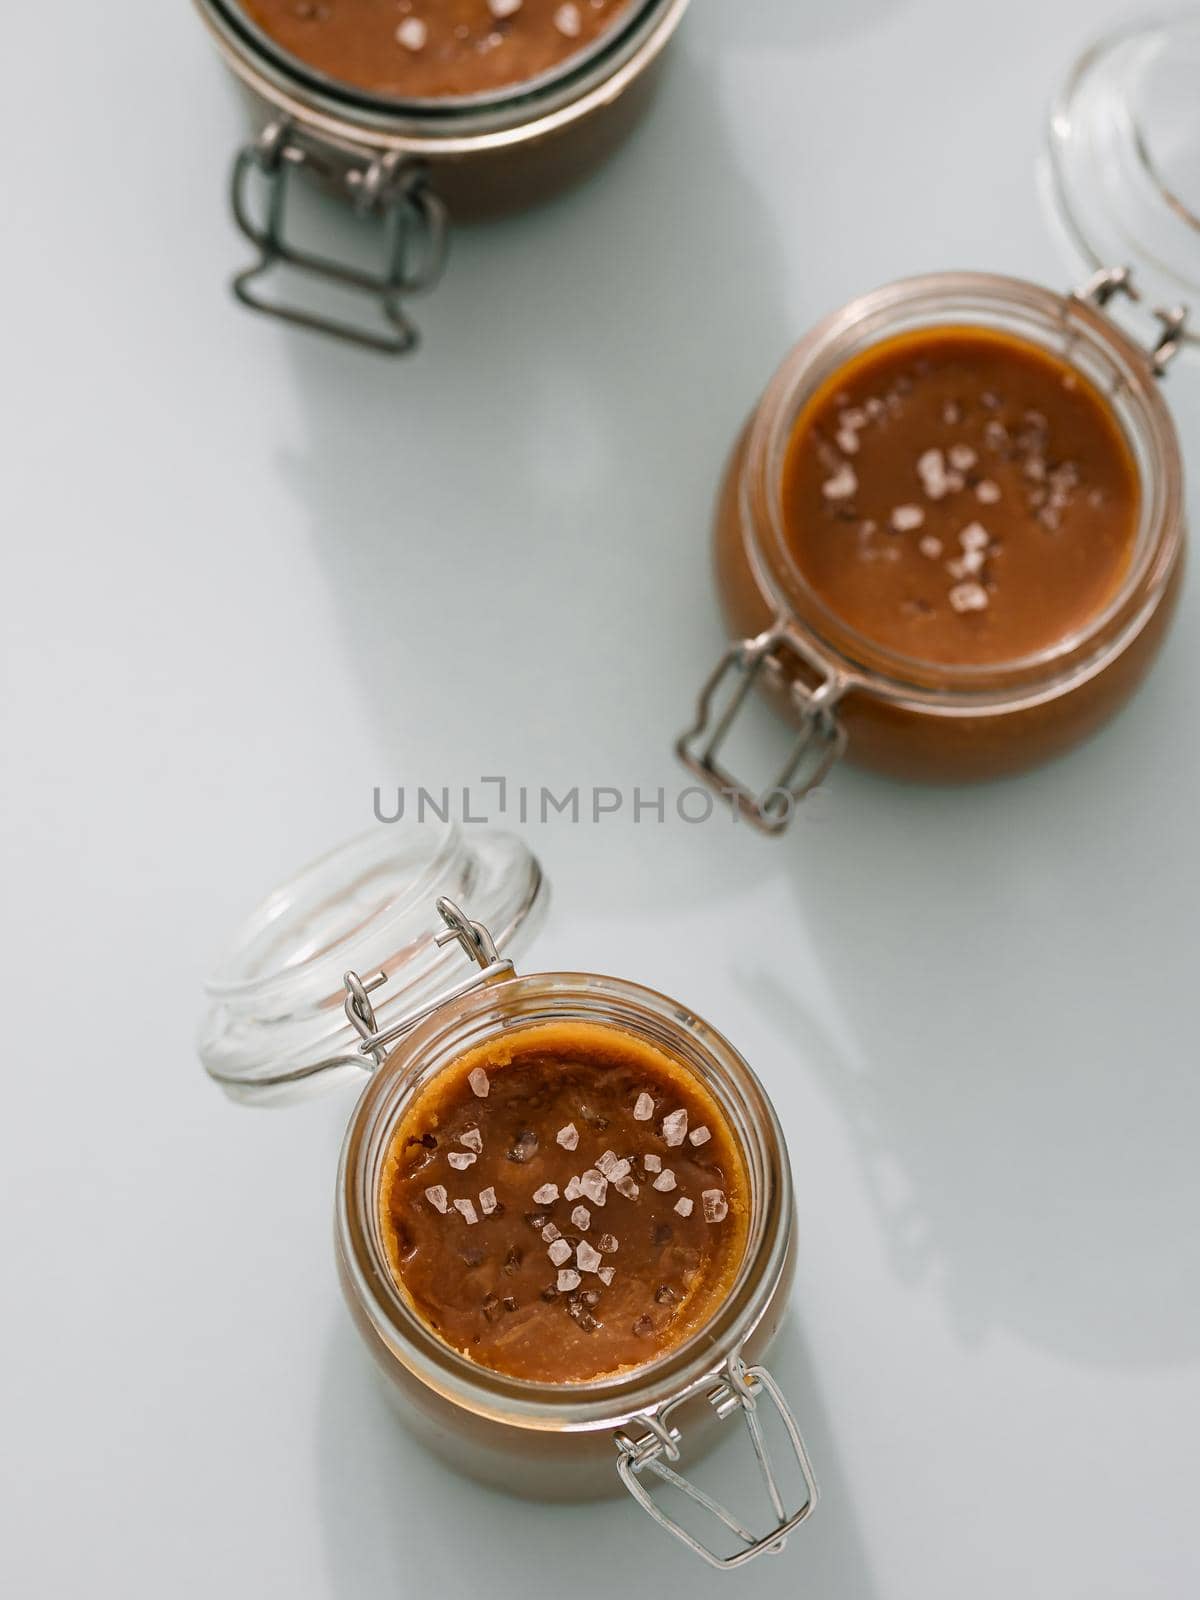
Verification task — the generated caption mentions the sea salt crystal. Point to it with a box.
[959,521,989,551]
[674,1197,694,1217]
[424,1185,448,1214]
[633,1093,655,1121]
[564,1175,584,1202]
[580,1169,609,1207]
[541,1222,561,1243]
[532,1183,559,1206]
[948,444,978,473]
[643,1153,662,1173]
[454,1198,479,1226]
[571,1205,592,1231]
[837,428,860,455]
[553,1,582,36]
[607,1158,632,1183]
[661,1109,688,1147]
[614,1176,640,1201]
[976,479,1001,504]
[822,463,857,501]
[652,1169,677,1192]
[841,406,868,430]
[447,1151,476,1170]
[396,17,427,50]
[479,1187,498,1215]
[488,0,522,16]
[468,1068,489,1099]
[891,504,924,532]
[598,1266,616,1286]
[556,1123,579,1151]
[576,1241,602,1274]
[701,1189,728,1224]
[597,1233,619,1253]
[596,1150,619,1176]
[557,1269,581,1293]
[688,1127,711,1147]
[949,582,989,613]
[548,1238,572,1267]
[459,1127,483,1154]
[919,535,943,559]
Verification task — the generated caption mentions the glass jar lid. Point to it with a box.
[1049,16,1199,351]
[198,821,546,1103]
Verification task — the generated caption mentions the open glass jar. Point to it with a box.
[192,0,689,352]
[199,823,816,1569]
[678,21,1194,834]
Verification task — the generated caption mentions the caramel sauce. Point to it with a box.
[241,0,635,100]
[780,327,1141,666]
[379,1021,748,1383]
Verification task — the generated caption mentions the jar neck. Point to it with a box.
[337,971,793,1431]
[739,272,1185,706]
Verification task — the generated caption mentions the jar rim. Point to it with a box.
[742,270,1185,702]
[194,0,690,153]
[336,969,794,1432]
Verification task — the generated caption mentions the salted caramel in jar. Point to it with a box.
[680,272,1187,830]
[199,826,816,1569]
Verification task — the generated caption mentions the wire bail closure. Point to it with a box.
[202,898,513,1093]
[614,1352,817,1569]
[677,622,847,835]
[1072,265,1190,375]
[229,118,449,354]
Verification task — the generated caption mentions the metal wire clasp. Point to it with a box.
[1073,265,1189,375]
[229,118,449,354]
[677,622,847,835]
[614,1353,817,1569]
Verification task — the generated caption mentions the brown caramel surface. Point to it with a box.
[379,1021,748,1383]
[241,0,635,100]
[781,327,1141,666]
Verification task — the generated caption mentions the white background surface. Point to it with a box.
[3,1,1199,1595]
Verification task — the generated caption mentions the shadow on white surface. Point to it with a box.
[315,1310,878,1596]
[745,668,1200,1366]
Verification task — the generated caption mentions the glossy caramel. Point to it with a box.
[241,0,635,100]
[781,327,1141,666]
[379,1021,748,1383]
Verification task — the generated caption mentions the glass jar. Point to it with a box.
[199,823,816,1569]
[192,0,689,352]
[677,271,1186,832]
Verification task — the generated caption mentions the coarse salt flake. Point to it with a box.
[459,1127,483,1153]
[454,1198,479,1225]
[919,535,943,559]
[890,504,924,532]
[553,1,582,35]
[701,1189,728,1224]
[959,521,990,551]
[424,1185,448,1213]
[949,581,989,613]
[576,1241,602,1273]
[548,1238,572,1266]
[447,1151,476,1170]
[580,1170,608,1206]
[661,1109,688,1147]
[607,1158,632,1183]
[688,1127,711,1147]
[598,1265,615,1286]
[614,1176,640,1201]
[468,1068,490,1099]
[674,1196,694,1217]
[571,1205,591,1231]
[597,1233,619,1253]
[976,479,1001,504]
[488,0,522,16]
[556,1123,579,1151]
[633,1093,655,1121]
[652,1169,677,1192]
[532,1183,559,1206]
[541,1222,561,1243]
[596,1150,619,1176]
[396,17,427,50]
[557,1268,581,1292]
[822,463,857,501]
[564,1175,584,1202]
[949,444,978,472]
[643,1153,662,1172]
[479,1187,497,1215]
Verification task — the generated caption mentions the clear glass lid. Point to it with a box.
[198,821,546,1103]
[1049,14,1200,343]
